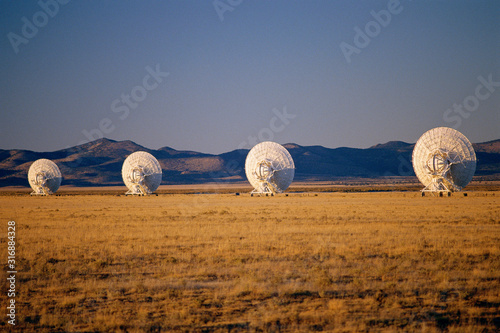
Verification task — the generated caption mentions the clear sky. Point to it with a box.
[1,0,499,154]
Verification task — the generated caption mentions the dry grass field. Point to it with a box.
[1,190,499,332]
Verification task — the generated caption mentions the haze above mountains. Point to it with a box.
[1,138,499,187]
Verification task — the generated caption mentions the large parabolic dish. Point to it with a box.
[245,141,295,194]
[122,151,162,195]
[28,159,62,195]
[412,127,476,192]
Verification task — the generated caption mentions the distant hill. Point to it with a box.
[369,141,414,150]
[1,138,499,187]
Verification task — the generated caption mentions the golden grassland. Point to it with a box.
[0,190,499,332]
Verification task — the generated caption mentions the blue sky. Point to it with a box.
[1,0,499,154]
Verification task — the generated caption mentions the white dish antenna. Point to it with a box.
[412,127,476,193]
[245,141,295,195]
[28,159,62,195]
[122,151,162,195]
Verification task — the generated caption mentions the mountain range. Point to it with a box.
[1,138,500,187]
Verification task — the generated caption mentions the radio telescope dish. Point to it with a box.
[28,159,62,195]
[122,151,162,195]
[245,141,295,195]
[412,127,476,193]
